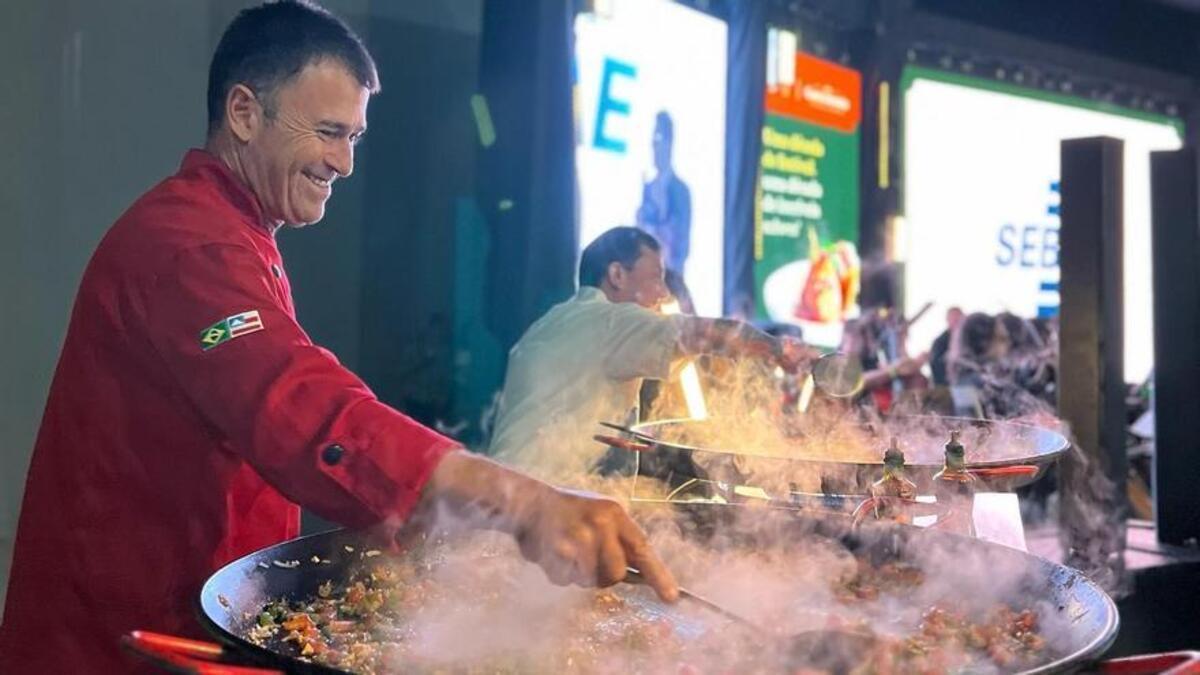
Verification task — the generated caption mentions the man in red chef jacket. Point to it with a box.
[0,2,677,672]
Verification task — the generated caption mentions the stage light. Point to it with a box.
[470,94,496,148]
[662,300,708,421]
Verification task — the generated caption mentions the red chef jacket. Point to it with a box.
[0,149,455,673]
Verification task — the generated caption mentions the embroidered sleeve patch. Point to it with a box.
[199,310,265,351]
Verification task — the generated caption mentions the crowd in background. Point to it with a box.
[645,257,1063,423]
[837,305,1058,419]
[941,309,1058,417]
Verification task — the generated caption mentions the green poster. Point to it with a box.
[754,113,859,347]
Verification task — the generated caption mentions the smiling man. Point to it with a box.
[0,3,677,672]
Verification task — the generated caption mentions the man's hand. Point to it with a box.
[893,352,929,377]
[421,450,679,602]
[774,336,820,374]
[515,489,678,602]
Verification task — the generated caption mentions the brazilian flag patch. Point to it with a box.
[199,310,264,351]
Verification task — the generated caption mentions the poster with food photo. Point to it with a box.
[755,39,861,347]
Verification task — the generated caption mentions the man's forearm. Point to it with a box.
[416,451,681,601]
[676,316,777,361]
[418,449,550,534]
[861,366,897,391]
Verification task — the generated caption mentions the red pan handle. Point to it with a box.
[122,631,283,674]
[1096,651,1200,675]
[593,434,654,452]
[850,496,876,524]
[970,464,1040,479]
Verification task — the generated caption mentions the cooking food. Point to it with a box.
[833,558,926,603]
[244,541,768,674]
[832,559,1048,672]
[241,542,1052,674]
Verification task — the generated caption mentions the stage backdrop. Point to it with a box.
[574,0,727,317]
[902,67,1182,383]
[755,39,861,348]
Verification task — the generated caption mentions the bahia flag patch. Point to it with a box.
[200,310,264,351]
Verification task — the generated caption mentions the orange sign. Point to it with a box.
[766,53,861,133]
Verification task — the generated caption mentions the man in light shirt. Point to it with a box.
[490,227,811,482]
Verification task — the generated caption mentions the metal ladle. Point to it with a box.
[809,352,865,398]
[625,567,878,670]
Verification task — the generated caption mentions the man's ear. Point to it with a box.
[225,84,262,143]
[606,261,627,290]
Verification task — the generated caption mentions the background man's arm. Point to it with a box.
[676,316,814,372]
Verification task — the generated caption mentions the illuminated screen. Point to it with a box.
[574,0,727,316]
[903,67,1183,382]
[756,39,861,348]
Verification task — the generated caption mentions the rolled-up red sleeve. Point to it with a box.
[144,242,456,528]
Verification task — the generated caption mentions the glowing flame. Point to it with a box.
[662,300,708,420]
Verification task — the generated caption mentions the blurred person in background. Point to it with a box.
[840,309,929,414]
[996,311,1056,408]
[946,311,1006,417]
[489,226,814,482]
[838,260,929,414]
[948,312,1009,388]
[929,306,964,386]
[947,311,1052,418]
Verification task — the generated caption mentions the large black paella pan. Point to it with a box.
[160,514,1118,674]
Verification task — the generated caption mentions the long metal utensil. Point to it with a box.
[624,566,760,628]
[624,566,879,670]
[598,421,658,443]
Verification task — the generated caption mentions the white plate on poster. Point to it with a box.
[761,260,858,349]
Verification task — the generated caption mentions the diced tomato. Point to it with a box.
[282,613,316,632]
[854,585,880,600]
[989,643,1015,667]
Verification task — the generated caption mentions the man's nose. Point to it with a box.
[328,139,354,178]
